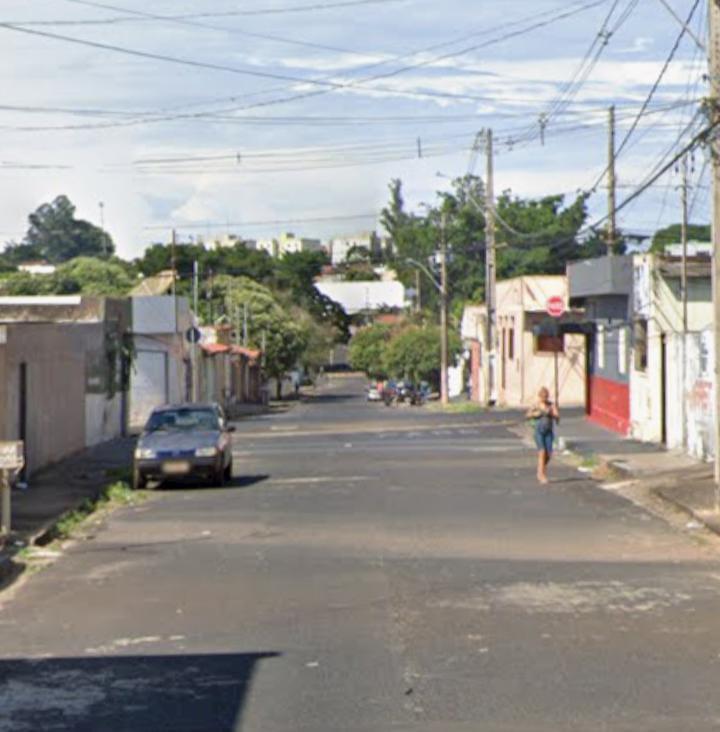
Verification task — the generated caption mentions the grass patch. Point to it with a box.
[428,401,486,414]
[579,454,600,470]
[54,481,145,540]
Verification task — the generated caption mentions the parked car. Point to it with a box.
[367,384,382,402]
[133,403,234,489]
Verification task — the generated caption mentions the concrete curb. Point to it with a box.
[0,482,116,592]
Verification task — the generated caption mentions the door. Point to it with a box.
[18,362,27,479]
[130,351,169,431]
[585,333,594,416]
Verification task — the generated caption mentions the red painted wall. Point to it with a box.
[587,375,630,435]
[470,341,481,402]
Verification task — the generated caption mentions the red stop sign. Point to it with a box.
[546,296,565,318]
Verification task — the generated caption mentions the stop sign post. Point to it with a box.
[545,296,565,409]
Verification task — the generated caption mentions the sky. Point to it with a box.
[0,0,712,258]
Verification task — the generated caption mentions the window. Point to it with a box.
[618,327,627,375]
[536,334,564,353]
[634,319,648,372]
[508,328,515,361]
[597,325,605,370]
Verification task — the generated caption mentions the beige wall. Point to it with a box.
[0,324,90,474]
[473,276,586,408]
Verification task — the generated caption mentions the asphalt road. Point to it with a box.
[2,376,720,731]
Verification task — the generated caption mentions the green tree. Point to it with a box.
[650,222,711,253]
[55,257,135,296]
[342,263,380,282]
[349,324,392,379]
[214,275,308,399]
[383,325,462,387]
[16,195,114,263]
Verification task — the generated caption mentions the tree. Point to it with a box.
[55,257,135,296]
[214,276,308,399]
[19,195,114,263]
[342,263,380,282]
[349,324,392,379]
[495,192,599,279]
[383,325,462,387]
[0,256,136,296]
[651,222,711,253]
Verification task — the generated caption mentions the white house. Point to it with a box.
[314,280,406,315]
[630,252,715,459]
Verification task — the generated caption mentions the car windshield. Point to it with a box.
[146,408,220,433]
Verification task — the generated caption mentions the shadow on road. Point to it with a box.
[0,651,279,732]
[303,392,361,404]
[155,475,270,491]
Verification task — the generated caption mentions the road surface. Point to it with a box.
[2,375,720,731]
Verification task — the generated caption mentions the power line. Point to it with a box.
[143,212,381,232]
[586,0,702,195]
[0,0,612,131]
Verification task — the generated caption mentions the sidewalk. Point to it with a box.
[0,437,134,587]
[556,412,720,535]
[557,411,703,478]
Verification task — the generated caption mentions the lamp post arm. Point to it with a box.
[405,258,443,294]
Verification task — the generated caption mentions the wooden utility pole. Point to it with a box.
[171,229,179,333]
[440,212,449,406]
[710,0,720,494]
[415,269,421,313]
[485,128,497,405]
[192,259,199,402]
[607,105,617,256]
[681,154,689,334]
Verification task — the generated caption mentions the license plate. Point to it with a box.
[162,460,190,475]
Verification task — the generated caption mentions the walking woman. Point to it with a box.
[527,387,559,484]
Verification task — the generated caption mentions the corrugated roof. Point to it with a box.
[201,343,230,355]
[230,345,261,360]
[131,270,176,296]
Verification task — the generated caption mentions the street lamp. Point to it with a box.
[404,213,449,406]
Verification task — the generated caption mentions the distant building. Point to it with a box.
[663,241,711,257]
[255,233,325,258]
[278,232,324,257]
[330,232,377,265]
[314,280,406,315]
[202,233,257,250]
[256,238,279,258]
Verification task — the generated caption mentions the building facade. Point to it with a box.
[630,252,715,459]
[567,255,633,434]
[463,276,586,408]
[128,295,192,432]
[0,297,131,474]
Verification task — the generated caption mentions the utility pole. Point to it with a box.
[439,212,450,406]
[680,153,690,456]
[171,229,179,333]
[710,0,720,496]
[607,105,617,256]
[192,259,199,402]
[415,269,421,313]
[681,154,689,334]
[98,201,107,257]
[485,128,497,406]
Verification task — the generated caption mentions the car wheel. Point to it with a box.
[132,467,146,491]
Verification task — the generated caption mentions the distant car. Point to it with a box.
[367,385,382,402]
[133,403,234,489]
